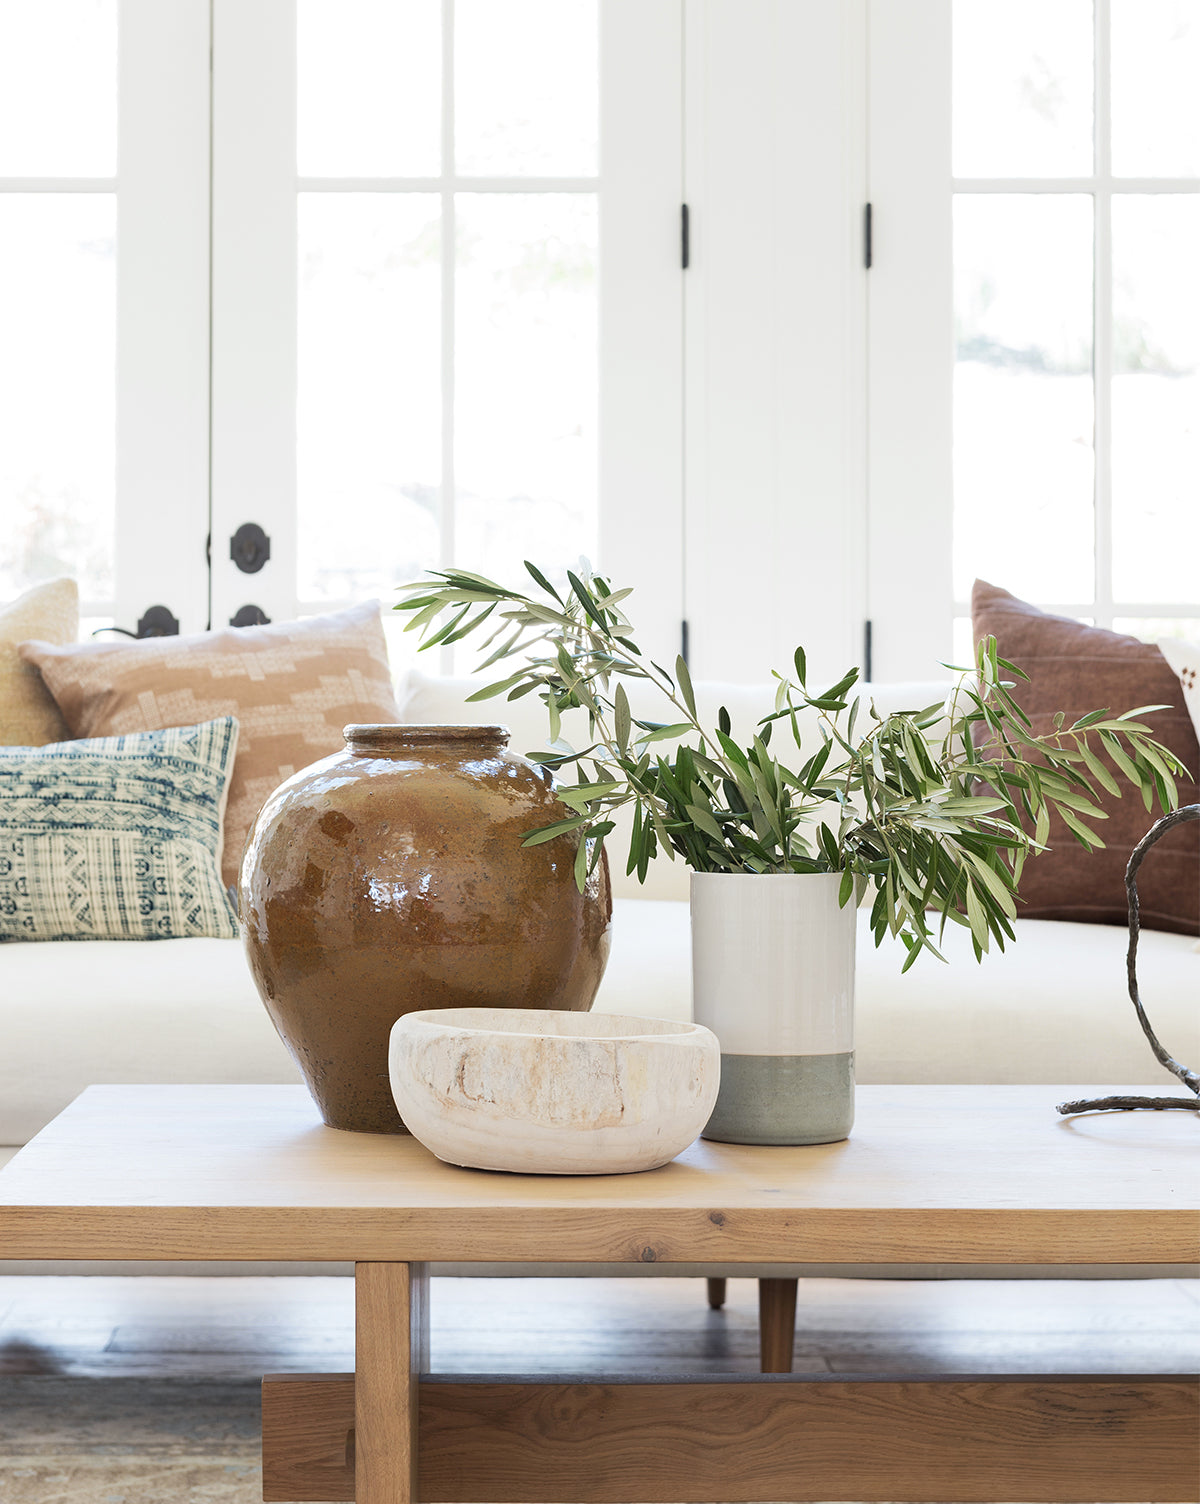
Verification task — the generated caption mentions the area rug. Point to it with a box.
[0,1378,262,1503]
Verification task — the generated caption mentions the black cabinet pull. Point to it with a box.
[230,523,271,574]
[230,604,271,628]
[135,605,180,638]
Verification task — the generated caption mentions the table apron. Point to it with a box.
[0,1205,1192,1264]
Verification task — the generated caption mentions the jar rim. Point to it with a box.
[344,723,511,753]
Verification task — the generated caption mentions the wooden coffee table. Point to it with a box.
[0,1083,1195,1503]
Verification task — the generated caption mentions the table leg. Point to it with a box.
[355,1261,429,1504]
[758,1277,797,1373]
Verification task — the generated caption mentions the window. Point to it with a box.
[0,0,118,619]
[0,1,211,635]
[867,0,1198,678]
[952,0,1199,654]
[1,0,680,657]
[210,0,683,668]
[19,4,1185,686]
[295,0,600,611]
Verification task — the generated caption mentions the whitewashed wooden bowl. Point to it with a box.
[389,1007,720,1175]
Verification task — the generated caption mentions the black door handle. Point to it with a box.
[230,523,271,574]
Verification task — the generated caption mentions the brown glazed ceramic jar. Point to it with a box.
[240,724,611,1133]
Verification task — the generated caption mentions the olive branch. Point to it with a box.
[396,563,1186,969]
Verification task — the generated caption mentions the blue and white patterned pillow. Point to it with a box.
[0,718,240,941]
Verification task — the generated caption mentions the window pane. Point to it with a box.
[0,0,116,177]
[0,196,115,601]
[1114,618,1200,642]
[297,0,441,177]
[297,194,441,605]
[953,0,1093,178]
[1111,0,1200,177]
[953,195,1095,602]
[455,0,598,176]
[952,616,976,668]
[1111,196,1199,603]
[455,194,597,587]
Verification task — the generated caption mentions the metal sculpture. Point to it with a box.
[1058,804,1200,1116]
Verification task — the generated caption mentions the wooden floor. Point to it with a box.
[0,1273,1196,1380]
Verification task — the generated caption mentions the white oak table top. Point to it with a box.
[0,1085,1194,1265]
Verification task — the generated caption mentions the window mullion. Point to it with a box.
[209,0,298,630]
[296,177,601,193]
[116,0,212,634]
[439,0,455,675]
[1093,0,1113,630]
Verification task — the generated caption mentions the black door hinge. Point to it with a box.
[681,203,690,270]
[863,202,873,269]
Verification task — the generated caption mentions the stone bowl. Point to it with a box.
[388,1007,720,1175]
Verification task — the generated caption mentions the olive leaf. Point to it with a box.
[395,564,1188,966]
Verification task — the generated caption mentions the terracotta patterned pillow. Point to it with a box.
[972,580,1199,936]
[20,602,397,888]
[0,577,78,746]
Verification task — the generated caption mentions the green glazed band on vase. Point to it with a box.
[690,871,856,1146]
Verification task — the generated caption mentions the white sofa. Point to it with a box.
[2,670,1196,1278]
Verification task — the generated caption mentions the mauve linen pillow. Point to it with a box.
[20,602,398,889]
[972,580,1198,935]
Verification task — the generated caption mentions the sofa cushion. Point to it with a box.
[592,900,1200,1089]
[1156,637,1200,951]
[972,580,1199,935]
[2,898,1196,1147]
[0,577,78,746]
[20,602,398,889]
[0,719,239,943]
[0,934,298,1144]
[1157,637,1200,746]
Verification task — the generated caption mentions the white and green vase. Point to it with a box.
[691,872,856,1145]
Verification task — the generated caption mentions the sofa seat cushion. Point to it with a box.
[595,901,1199,1089]
[4,899,1195,1147]
[853,911,1199,1087]
[0,935,299,1144]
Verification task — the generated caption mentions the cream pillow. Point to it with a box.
[1156,637,1200,953]
[1156,637,1200,745]
[0,577,78,745]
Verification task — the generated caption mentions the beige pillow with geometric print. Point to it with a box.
[20,600,397,889]
[0,577,79,745]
